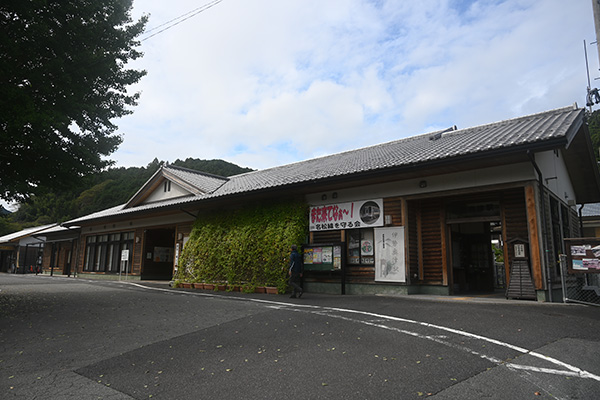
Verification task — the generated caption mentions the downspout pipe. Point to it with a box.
[578,204,585,236]
[527,151,552,302]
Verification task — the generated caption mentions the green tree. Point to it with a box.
[588,110,600,164]
[172,158,254,176]
[0,0,148,202]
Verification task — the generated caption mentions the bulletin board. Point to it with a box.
[303,244,343,271]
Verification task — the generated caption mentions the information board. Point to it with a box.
[303,244,343,271]
[565,238,600,273]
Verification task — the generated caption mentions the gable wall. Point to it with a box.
[143,181,192,204]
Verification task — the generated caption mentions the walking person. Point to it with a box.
[288,245,303,298]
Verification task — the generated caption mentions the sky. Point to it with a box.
[112,0,597,172]
[1,0,597,211]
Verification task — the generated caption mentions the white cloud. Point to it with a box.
[113,0,596,170]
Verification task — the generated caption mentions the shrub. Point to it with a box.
[175,200,307,291]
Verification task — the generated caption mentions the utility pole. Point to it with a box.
[592,0,600,67]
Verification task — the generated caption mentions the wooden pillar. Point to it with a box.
[525,184,543,289]
[440,206,448,286]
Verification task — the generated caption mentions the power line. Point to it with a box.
[140,0,224,42]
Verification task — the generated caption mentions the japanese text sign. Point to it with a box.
[309,199,384,231]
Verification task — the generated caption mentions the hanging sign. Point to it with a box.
[375,227,406,283]
[309,199,384,231]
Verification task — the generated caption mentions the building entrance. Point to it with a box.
[450,221,504,294]
[141,228,175,280]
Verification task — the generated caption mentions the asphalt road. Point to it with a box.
[0,273,598,399]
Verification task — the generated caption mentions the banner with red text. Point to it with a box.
[309,199,384,231]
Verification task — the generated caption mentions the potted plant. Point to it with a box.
[265,286,278,294]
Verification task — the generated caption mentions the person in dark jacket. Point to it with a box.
[288,245,303,298]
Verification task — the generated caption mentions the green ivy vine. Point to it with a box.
[174,200,308,293]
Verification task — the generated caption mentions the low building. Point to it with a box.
[34,225,80,276]
[63,105,600,301]
[0,224,55,273]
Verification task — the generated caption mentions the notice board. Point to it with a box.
[303,244,343,271]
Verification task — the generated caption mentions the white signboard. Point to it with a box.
[121,249,130,262]
[310,199,384,231]
[375,227,405,283]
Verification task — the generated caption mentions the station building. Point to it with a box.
[61,105,600,301]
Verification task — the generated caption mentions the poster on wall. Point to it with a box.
[303,245,339,271]
[374,227,406,283]
[304,248,313,264]
[309,199,384,231]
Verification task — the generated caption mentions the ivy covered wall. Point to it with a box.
[174,200,308,292]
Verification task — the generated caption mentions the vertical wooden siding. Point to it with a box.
[501,188,529,284]
[407,198,445,285]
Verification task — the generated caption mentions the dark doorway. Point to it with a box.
[450,222,499,294]
[142,228,175,280]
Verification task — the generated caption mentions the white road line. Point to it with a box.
[126,282,600,382]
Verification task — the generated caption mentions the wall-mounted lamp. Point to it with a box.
[419,180,427,188]
[384,215,392,226]
[135,236,140,243]
[332,192,338,199]
[321,194,327,201]
[177,233,183,240]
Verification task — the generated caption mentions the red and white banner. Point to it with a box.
[309,199,384,231]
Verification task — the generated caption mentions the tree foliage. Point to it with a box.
[0,0,148,201]
[172,158,253,176]
[587,109,600,163]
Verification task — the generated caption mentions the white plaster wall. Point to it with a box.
[306,162,538,205]
[533,150,576,204]
[83,213,196,235]
[143,181,191,204]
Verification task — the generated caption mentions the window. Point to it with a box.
[164,180,171,192]
[83,232,134,273]
[447,201,500,221]
[347,228,375,265]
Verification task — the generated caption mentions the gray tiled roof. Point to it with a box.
[216,105,581,196]
[165,165,228,194]
[65,105,585,225]
[581,203,600,217]
[0,223,57,244]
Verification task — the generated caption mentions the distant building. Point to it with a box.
[580,203,600,237]
[0,224,54,273]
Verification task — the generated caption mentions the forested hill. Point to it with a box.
[2,158,253,233]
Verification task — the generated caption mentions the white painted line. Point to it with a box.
[506,363,594,379]
[125,281,600,382]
